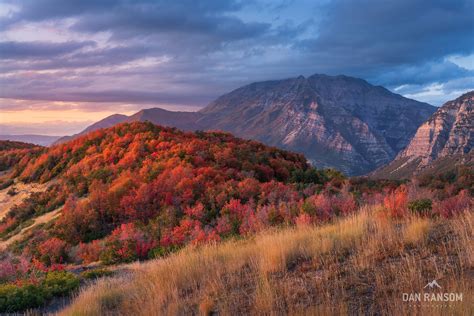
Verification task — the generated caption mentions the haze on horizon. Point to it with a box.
[0,0,473,136]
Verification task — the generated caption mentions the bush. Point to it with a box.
[408,199,432,215]
[383,185,408,217]
[434,190,472,217]
[0,272,79,313]
[43,271,80,296]
[0,284,49,313]
[38,238,68,265]
[80,268,113,280]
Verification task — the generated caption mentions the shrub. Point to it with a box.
[408,199,432,215]
[294,213,312,227]
[43,271,80,296]
[0,284,49,313]
[0,256,30,283]
[434,190,472,217]
[38,238,68,265]
[100,223,156,264]
[80,268,113,280]
[78,240,104,264]
[383,185,408,217]
[0,271,79,313]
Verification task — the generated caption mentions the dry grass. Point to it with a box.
[60,206,473,316]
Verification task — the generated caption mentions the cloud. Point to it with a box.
[0,121,92,135]
[0,40,96,59]
[0,0,473,118]
[375,60,474,87]
[0,89,214,106]
[304,0,474,66]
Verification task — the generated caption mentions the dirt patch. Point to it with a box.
[0,207,62,250]
[0,180,50,220]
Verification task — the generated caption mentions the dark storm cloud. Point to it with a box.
[298,0,474,75]
[4,0,267,43]
[375,60,474,87]
[0,0,473,110]
[72,5,269,42]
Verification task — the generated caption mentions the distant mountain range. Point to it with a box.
[55,74,437,176]
[0,134,60,146]
[372,91,473,179]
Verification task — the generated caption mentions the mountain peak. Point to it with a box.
[197,74,436,175]
[372,91,473,179]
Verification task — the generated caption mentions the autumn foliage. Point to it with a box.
[0,122,471,268]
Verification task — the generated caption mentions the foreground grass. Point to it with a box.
[60,206,473,315]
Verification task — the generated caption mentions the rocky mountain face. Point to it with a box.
[55,74,436,175]
[199,74,435,175]
[372,91,473,179]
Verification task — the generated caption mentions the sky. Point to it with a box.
[0,0,473,136]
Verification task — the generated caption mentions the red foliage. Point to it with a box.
[78,240,103,263]
[383,185,408,217]
[184,202,205,220]
[294,213,312,227]
[7,121,470,267]
[38,237,68,265]
[102,223,156,263]
[434,190,472,218]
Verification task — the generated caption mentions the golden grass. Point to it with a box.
[403,217,431,245]
[60,207,473,316]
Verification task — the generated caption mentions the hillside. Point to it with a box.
[61,208,473,315]
[0,121,472,313]
[0,141,42,173]
[372,91,473,179]
[0,140,38,151]
[54,74,436,175]
[0,121,344,266]
[0,135,61,146]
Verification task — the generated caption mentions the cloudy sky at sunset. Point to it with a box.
[1,0,473,135]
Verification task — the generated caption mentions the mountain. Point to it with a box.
[0,134,60,146]
[126,108,204,130]
[55,114,129,144]
[0,140,39,151]
[372,91,473,179]
[55,74,436,175]
[55,110,204,145]
[198,74,435,175]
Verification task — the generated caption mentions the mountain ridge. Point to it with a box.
[54,73,436,175]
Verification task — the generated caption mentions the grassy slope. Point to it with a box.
[60,206,473,315]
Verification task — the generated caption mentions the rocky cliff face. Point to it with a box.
[399,91,473,162]
[372,91,473,179]
[199,74,435,175]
